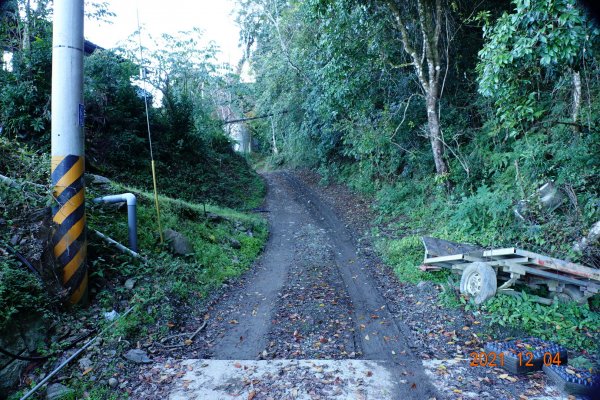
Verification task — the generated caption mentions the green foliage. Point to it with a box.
[438,281,464,309]
[569,355,596,370]
[241,0,416,175]
[0,2,53,142]
[375,175,445,226]
[0,257,48,332]
[0,137,49,186]
[477,0,598,135]
[84,49,148,170]
[10,375,130,400]
[482,292,600,352]
[447,185,516,244]
[0,139,52,335]
[378,235,449,284]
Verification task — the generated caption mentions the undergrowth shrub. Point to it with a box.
[445,185,517,246]
[0,137,49,185]
[375,177,447,228]
[481,292,600,352]
[0,258,49,332]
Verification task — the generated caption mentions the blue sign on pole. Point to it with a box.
[78,104,85,127]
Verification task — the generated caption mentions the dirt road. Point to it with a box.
[128,170,572,400]
[161,171,438,399]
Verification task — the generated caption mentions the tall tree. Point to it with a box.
[383,0,449,177]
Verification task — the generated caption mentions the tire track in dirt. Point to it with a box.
[264,222,358,359]
[194,171,438,398]
[277,171,437,398]
[206,172,306,359]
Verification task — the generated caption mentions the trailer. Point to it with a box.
[421,237,600,305]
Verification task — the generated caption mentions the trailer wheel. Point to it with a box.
[554,285,587,305]
[460,263,497,304]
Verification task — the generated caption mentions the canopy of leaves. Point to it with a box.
[239,0,600,262]
[477,0,598,134]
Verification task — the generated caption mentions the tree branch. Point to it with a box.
[385,0,429,90]
[264,2,312,84]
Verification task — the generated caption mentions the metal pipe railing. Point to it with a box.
[92,193,138,252]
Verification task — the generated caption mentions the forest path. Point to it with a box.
[162,171,437,399]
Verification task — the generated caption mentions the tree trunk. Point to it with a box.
[426,93,447,175]
[571,70,581,133]
[23,0,31,53]
[270,117,279,155]
[385,0,449,177]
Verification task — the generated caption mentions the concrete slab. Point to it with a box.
[167,359,403,400]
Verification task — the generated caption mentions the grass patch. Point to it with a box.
[438,279,464,309]
[86,181,268,341]
[377,235,449,284]
[0,258,48,332]
[7,375,126,400]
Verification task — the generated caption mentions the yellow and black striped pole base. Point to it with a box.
[51,155,87,305]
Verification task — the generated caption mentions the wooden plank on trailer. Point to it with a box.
[425,252,487,265]
[513,249,600,282]
[483,248,518,257]
[499,264,527,276]
[424,254,468,264]
[419,265,443,271]
[498,260,599,288]
[463,255,488,262]
[488,256,530,263]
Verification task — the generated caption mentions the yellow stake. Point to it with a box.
[151,159,164,243]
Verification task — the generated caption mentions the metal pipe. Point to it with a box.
[0,173,20,188]
[19,307,135,400]
[92,229,143,260]
[0,173,46,189]
[51,0,87,305]
[93,193,138,252]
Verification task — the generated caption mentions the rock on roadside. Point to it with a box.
[163,229,194,255]
[124,349,152,364]
[229,238,242,249]
[46,383,74,400]
[124,278,136,290]
[85,173,112,188]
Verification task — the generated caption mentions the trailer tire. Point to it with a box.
[460,263,497,304]
[554,285,587,305]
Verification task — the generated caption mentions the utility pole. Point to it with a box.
[51,0,87,305]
